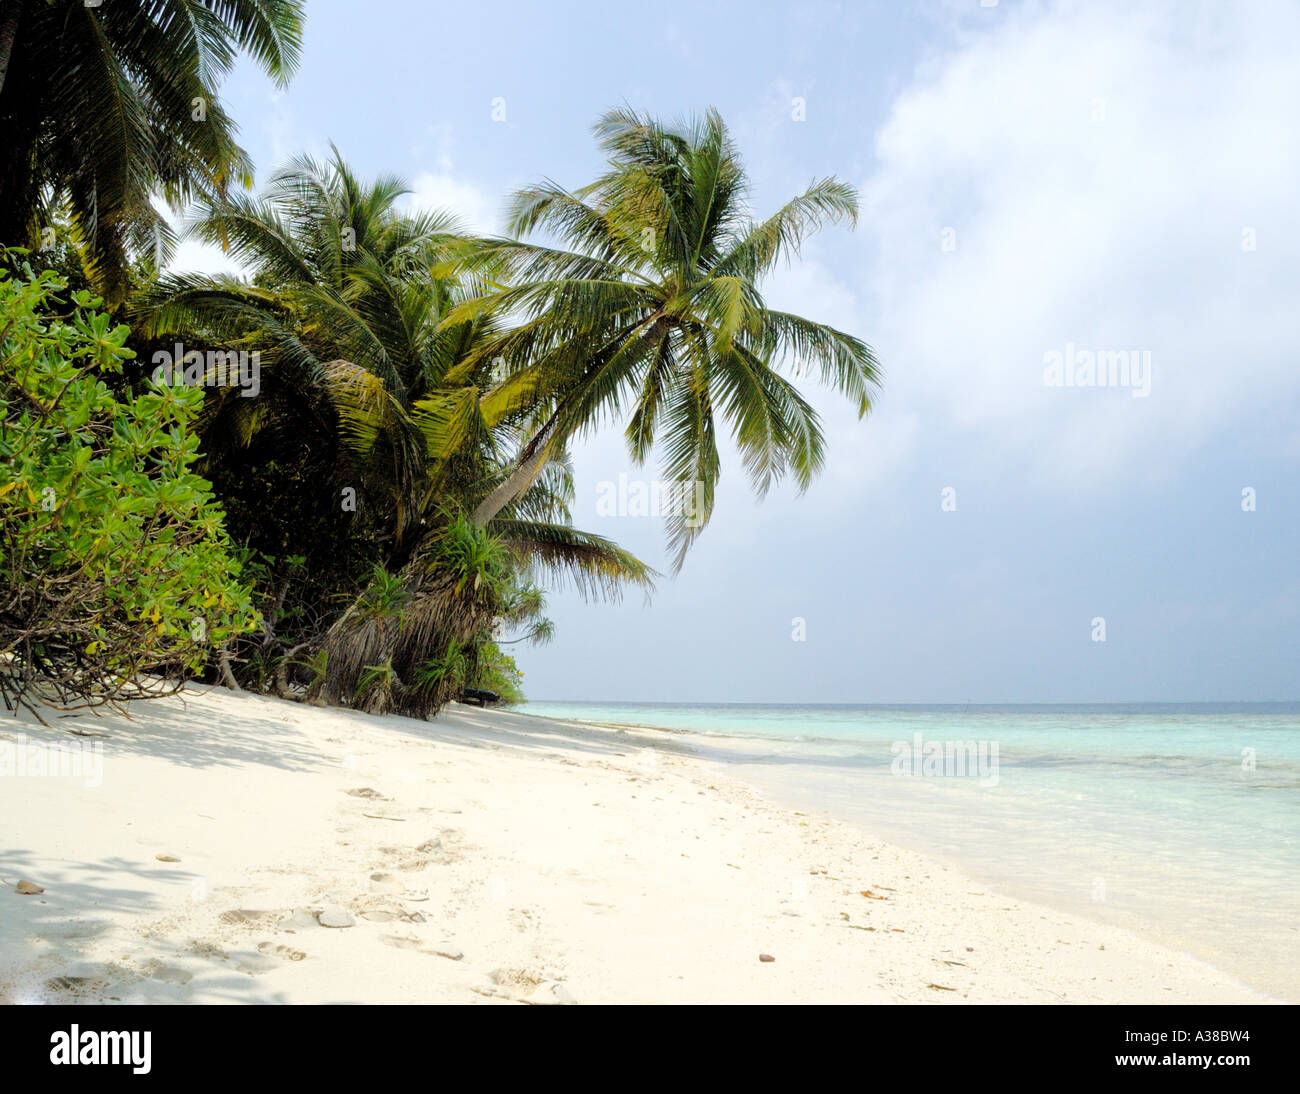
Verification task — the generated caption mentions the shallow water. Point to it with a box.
[521,701,1300,1000]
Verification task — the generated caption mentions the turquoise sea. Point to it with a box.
[520,701,1300,1001]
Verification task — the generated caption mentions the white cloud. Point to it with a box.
[860,0,1300,490]
[762,255,920,501]
[152,199,247,278]
[406,171,499,236]
[404,121,499,235]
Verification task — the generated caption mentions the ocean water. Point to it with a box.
[520,701,1300,1000]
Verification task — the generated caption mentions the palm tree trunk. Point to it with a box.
[471,435,555,526]
[0,4,20,99]
[472,316,672,527]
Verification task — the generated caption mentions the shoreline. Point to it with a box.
[515,704,1299,1003]
[0,688,1275,1004]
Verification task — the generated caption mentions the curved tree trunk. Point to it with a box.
[471,317,670,527]
[470,436,555,526]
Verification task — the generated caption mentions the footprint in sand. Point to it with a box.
[380,935,464,961]
[44,975,97,996]
[42,964,132,1002]
[35,918,115,940]
[147,964,194,985]
[196,944,304,976]
[257,941,306,962]
[218,909,280,929]
[412,837,455,865]
[471,968,573,1003]
[189,940,227,960]
[390,830,463,870]
[367,873,429,901]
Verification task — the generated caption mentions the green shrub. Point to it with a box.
[466,640,525,705]
[0,263,258,717]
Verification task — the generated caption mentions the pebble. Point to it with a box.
[278,907,319,931]
[317,907,355,928]
[759,953,776,963]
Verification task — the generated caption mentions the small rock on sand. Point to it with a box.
[758,953,776,963]
[278,907,319,931]
[317,907,355,928]
[155,853,181,862]
[15,880,44,894]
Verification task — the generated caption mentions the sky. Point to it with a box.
[192,0,1300,703]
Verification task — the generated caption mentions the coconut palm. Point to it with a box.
[139,148,474,567]
[447,107,880,569]
[0,0,304,303]
[140,150,649,586]
[137,151,652,713]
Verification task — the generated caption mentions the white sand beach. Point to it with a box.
[0,687,1268,1005]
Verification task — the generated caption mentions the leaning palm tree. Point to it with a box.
[446,107,880,569]
[136,151,652,714]
[0,0,304,303]
[139,150,650,587]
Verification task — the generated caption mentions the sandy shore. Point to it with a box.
[0,687,1268,1004]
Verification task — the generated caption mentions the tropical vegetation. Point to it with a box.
[0,261,258,719]
[0,2,879,721]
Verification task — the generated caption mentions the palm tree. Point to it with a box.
[137,151,652,713]
[447,107,881,569]
[0,0,304,303]
[141,148,473,568]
